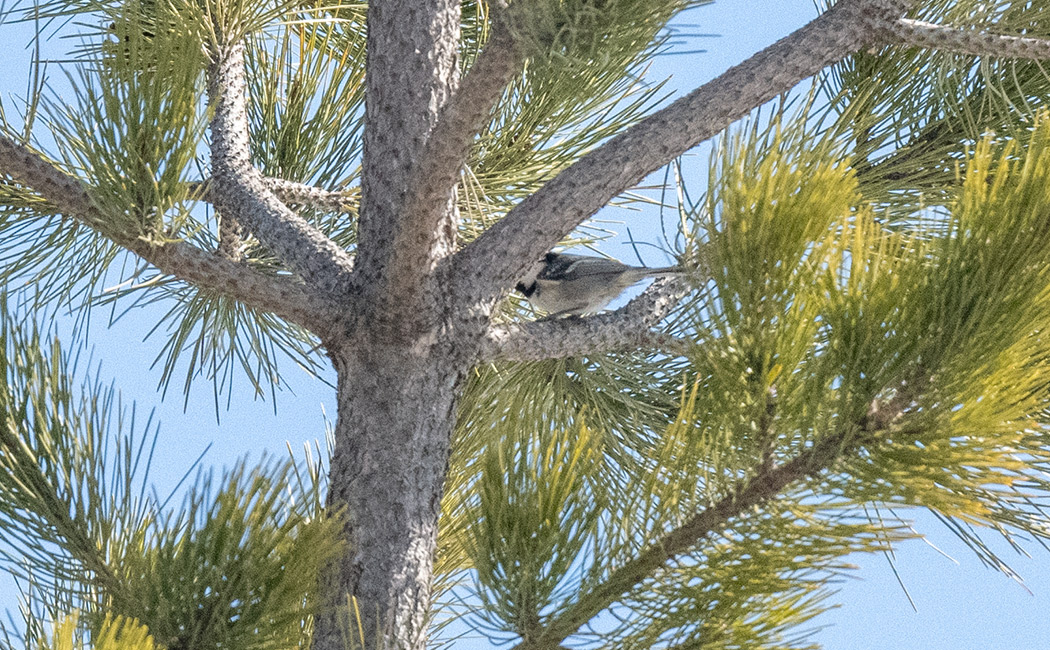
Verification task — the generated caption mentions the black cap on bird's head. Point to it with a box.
[515,279,536,297]
[515,254,551,298]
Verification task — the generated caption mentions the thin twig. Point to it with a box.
[192,178,358,213]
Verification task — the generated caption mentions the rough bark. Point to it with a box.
[353,0,462,326]
[207,41,356,298]
[889,17,1050,58]
[315,323,472,650]
[311,2,466,648]
[479,278,692,361]
[396,14,525,256]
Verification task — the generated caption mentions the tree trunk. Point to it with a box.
[312,329,469,650]
[308,0,464,645]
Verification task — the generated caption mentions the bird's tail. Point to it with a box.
[621,265,683,284]
[644,265,683,278]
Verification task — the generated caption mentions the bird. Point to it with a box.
[515,251,683,317]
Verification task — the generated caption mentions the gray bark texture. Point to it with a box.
[353,0,461,324]
[314,334,469,650]
[311,1,467,648]
[207,40,356,299]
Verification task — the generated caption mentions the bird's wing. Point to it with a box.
[538,254,628,280]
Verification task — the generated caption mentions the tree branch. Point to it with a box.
[206,41,355,297]
[391,11,525,287]
[0,134,338,333]
[193,178,358,214]
[351,0,461,321]
[452,0,916,310]
[888,18,1050,59]
[216,209,247,261]
[374,11,525,318]
[517,376,922,650]
[478,278,691,362]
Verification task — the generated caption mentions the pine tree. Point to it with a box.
[4,1,1050,649]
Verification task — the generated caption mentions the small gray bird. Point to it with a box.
[516,252,682,317]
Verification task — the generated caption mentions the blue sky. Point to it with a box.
[2,1,1050,648]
